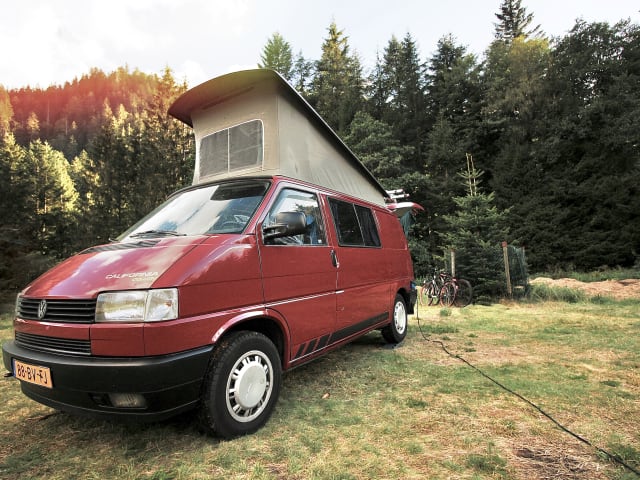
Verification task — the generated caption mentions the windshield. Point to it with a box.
[117,180,271,241]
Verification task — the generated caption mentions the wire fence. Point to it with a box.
[442,242,530,300]
[505,243,530,297]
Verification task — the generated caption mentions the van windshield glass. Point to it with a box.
[117,180,270,240]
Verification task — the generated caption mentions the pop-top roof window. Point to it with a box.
[199,120,263,177]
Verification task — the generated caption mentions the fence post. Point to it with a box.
[502,241,512,297]
[450,249,456,277]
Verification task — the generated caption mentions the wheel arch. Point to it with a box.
[212,311,288,368]
[397,284,414,315]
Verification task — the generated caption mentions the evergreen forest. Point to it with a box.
[1,1,639,296]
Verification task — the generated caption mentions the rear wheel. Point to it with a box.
[454,279,473,307]
[382,294,408,343]
[198,331,281,438]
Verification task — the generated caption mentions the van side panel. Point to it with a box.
[258,243,337,361]
[376,210,415,282]
[335,247,391,332]
[331,203,408,336]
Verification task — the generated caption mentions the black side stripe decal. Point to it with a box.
[292,312,389,361]
[317,334,330,350]
[328,313,388,345]
[303,338,318,356]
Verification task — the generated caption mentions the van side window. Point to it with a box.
[199,120,263,177]
[263,189,326,245]
[329,199,381,247]
[355,205,381,247]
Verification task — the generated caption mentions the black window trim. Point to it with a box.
[328,197,382,248]
[261,186,328,247]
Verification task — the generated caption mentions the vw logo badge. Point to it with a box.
[37,300,47,320]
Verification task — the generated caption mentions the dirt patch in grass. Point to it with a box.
[531,277,640,300]
[510,438,610,480]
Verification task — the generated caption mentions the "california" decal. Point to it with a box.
[105,272,159,280]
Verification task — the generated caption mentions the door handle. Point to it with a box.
[330,249,339,268]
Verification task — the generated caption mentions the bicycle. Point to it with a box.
[419,269,473,308]
[419,269,452,306]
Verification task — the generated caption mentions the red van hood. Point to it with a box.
[21,237,207,298]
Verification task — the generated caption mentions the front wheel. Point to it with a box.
[440,282,456,307]
[382,294,408,344]
[418,284,429,306]
[198,331,282,438]
[426,283,439,306]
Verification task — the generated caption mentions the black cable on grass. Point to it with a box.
[413,303,640,477]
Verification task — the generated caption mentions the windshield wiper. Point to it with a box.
[129,230,186,238]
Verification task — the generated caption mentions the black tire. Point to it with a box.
[198,331,282,439]
[382,294,408,344]
[440,282,455,307]
[454,279,473,307]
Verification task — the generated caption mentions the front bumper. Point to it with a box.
[2,340,212,422]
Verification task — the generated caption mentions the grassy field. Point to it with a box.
[1,291,639,480]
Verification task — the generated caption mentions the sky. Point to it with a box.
[2,0,639,90]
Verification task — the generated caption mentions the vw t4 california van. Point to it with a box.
[2,69,417,438]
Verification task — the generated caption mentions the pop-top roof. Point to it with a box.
[168,69,389,205]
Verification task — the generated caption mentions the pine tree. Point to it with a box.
[258,32,294,80]
[88,101,136,241]
[368,34,427,171]
[525,19,640,269]
[137,68,193,216]
[291,52,314,95]
[425,35,482,175]
[441,155,510,300]
[0,86,12,137]
[310,21,364,136]
[344,111,412,180]
[422,36,483,269]
[494,0,541,42]
[0,135,55,288]
[13,140,79,257]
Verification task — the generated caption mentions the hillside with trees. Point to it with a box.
[1,0,638,295]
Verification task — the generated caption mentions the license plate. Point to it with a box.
[13,359,53,389]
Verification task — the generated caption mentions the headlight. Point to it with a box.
[15,294,21,317]
[95,289,178,323]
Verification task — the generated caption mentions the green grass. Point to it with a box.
[1,295,639,479]
[536,267,640,282]
[528,283,588,303]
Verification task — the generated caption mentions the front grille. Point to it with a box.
[17,298,96,323]
[15,331,91,356]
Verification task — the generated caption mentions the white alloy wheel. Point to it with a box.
[393,299,407,335]
[381,294,408,344]
[226,350,274,423]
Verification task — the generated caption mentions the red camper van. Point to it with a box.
[2,69,417,438]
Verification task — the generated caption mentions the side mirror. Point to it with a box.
[262,212,307,241]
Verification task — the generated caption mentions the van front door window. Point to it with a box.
[263,189,326,246]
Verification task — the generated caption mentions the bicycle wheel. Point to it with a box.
[454,279,473,307]
[418,283,429,306]
[440,282,455,307]
[426,283,439,306]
